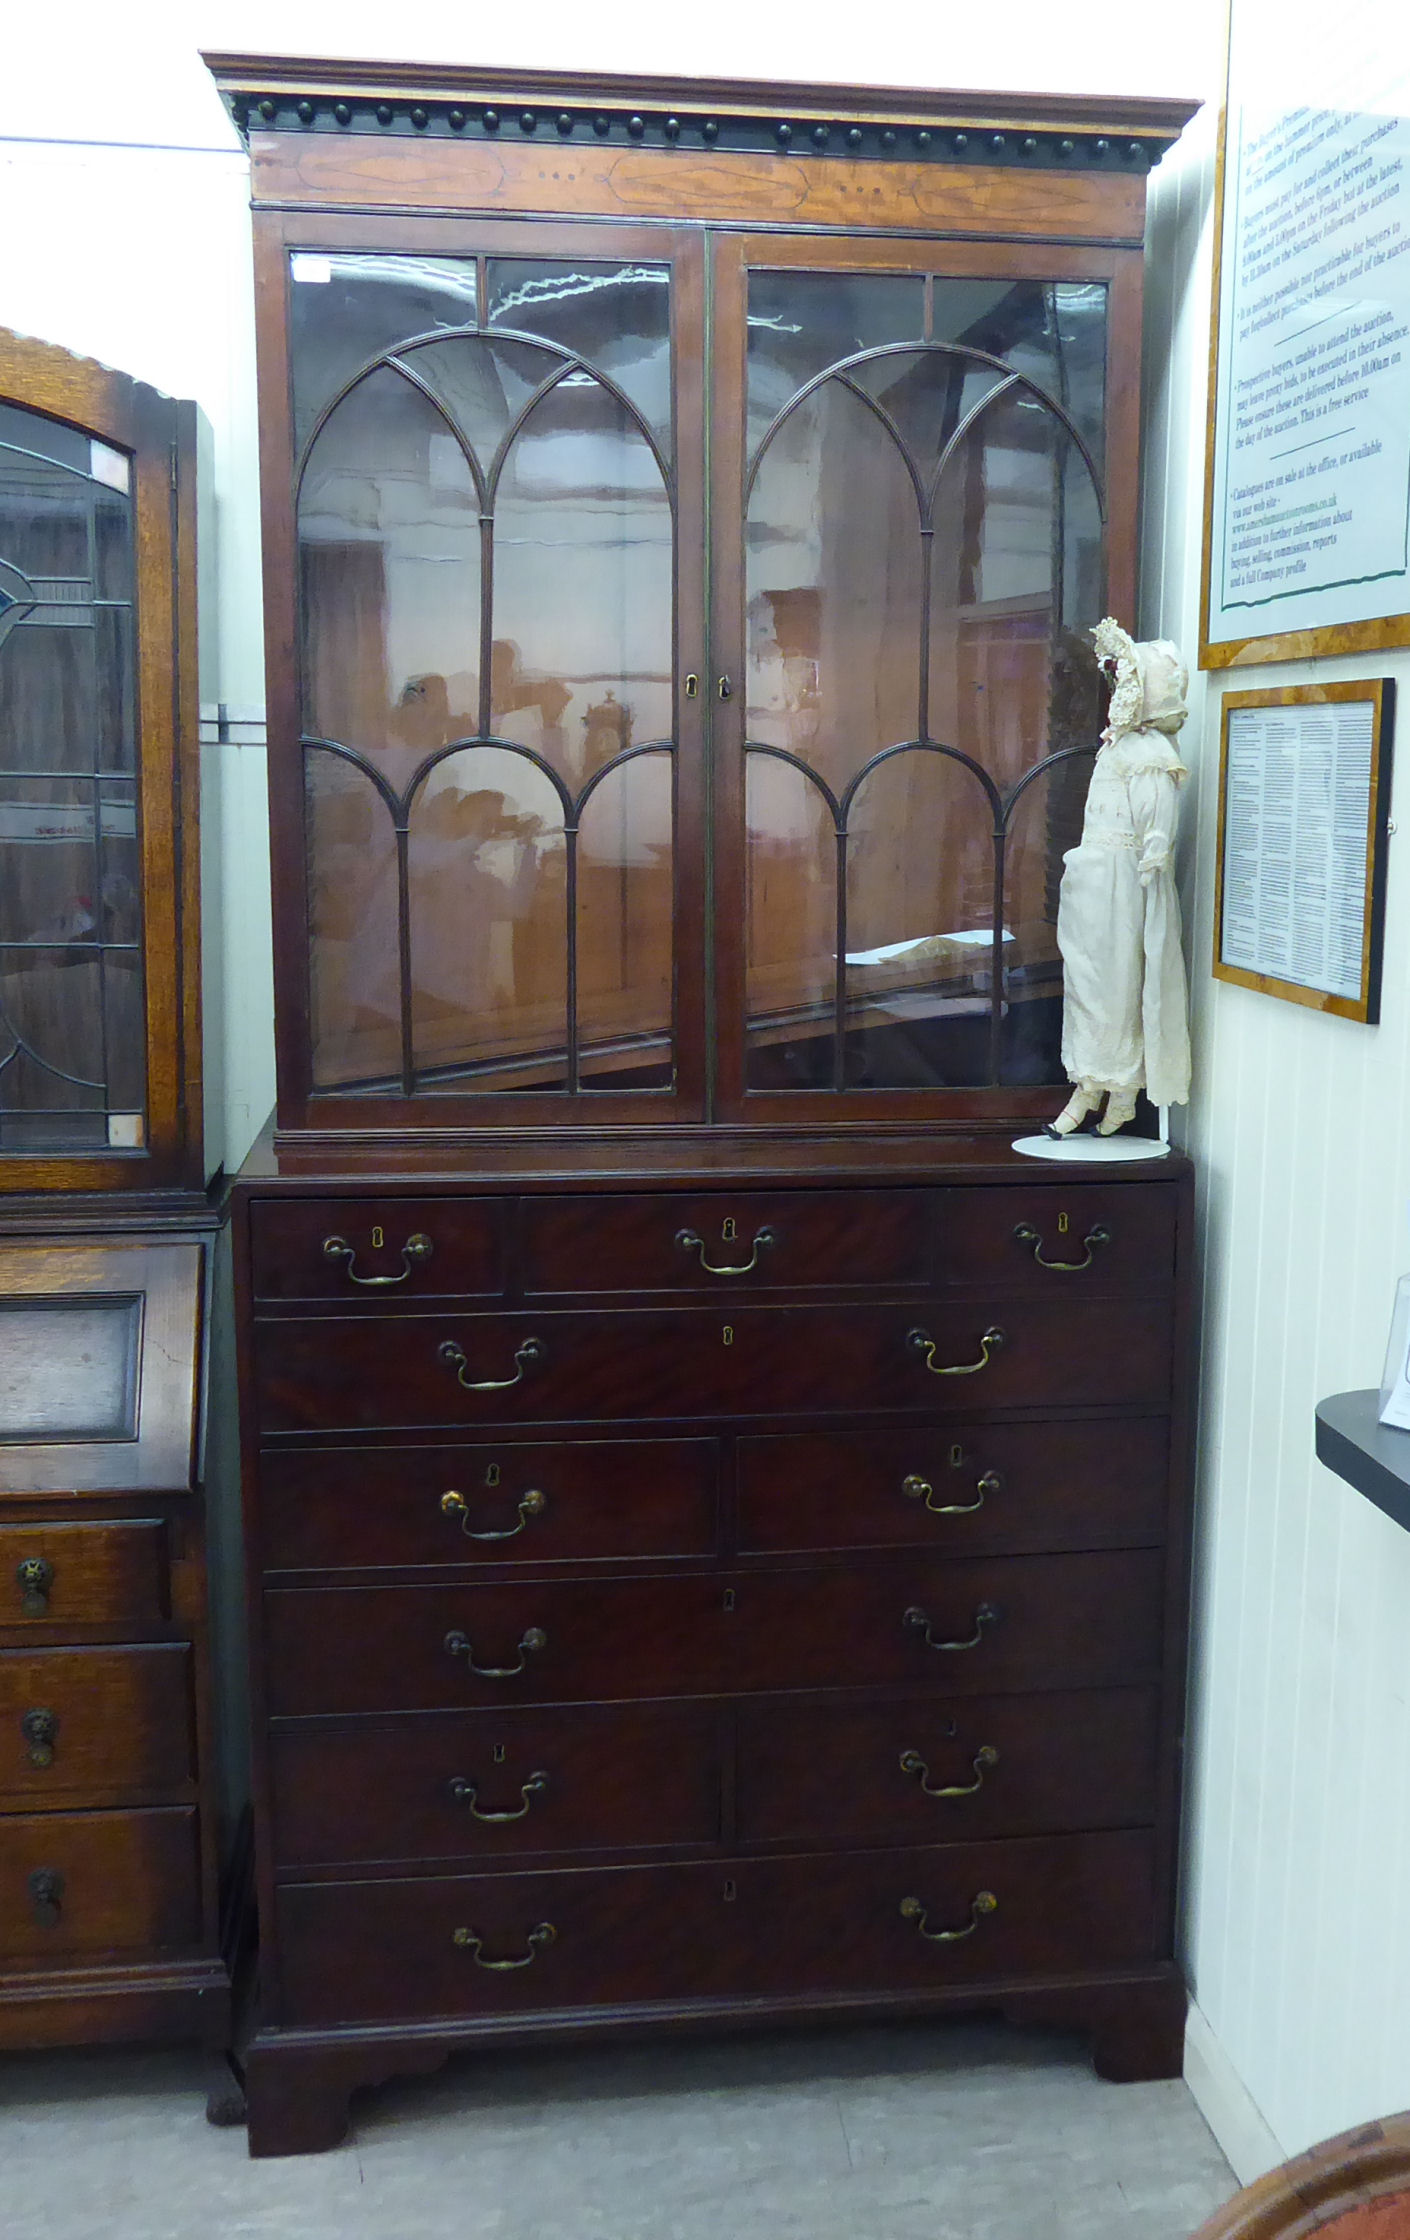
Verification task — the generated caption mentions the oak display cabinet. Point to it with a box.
[208,53,1200,2155]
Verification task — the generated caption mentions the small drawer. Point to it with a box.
[936,1184,1177,1291]
[250,1297,1175,1434]
[269,1702,723,1869]
[262,1550,1163,1716]
[0,1645,194,1800]
[734,1686,1159,1847]
[248,1197,506,1303]
[520,1191,927,1297]
[0,1807,200,1961]
[737,1418,1170,1558]
[259,1439,718,1572]
[0,1520,168,1632]
[274,1829,1159,2025]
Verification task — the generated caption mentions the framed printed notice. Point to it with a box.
[1201,0,1410,667]
[1214,680,1394,1020]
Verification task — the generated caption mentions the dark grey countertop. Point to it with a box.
[1315,1388,1410,1535]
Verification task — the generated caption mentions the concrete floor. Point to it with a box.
[2,2018,1237,2240]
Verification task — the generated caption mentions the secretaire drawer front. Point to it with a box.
[0,1645,195,1800]
[269,1702,723,1868]
[936,1183,1178,1291]
[735,1686,1159,1847]
[249,1198,506,1303]
[0,1807,200,1961]
[250,1299,1174,1433]
[520,1191,927,1296]
[263,1551,1162,1716]
[737,1418,1170,1557]
[275,1830,1159,2026]
[0,1520,169,1632]
[258,1439,718,1573]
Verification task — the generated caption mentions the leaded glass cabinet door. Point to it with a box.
[266,220,706,1126]
[0,328,200,1193]
[711,238,1139,1123]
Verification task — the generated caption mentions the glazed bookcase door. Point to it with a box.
[0,329,200,1194]
[261,214,707,1128]
[710,234,1142,1126]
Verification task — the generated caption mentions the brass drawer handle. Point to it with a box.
[438,1336,545,1392]
[28,1867,64,1928]
[441,1488,547,1541]
[21,1708,58,1769]
[322,1231,433,1285]
[901,1469,1001,1516]
[899,1890,997,1943]
[676,1225,776,1276]
[15,1557,53,1616]
[899,1744,999,1799]
[449,1770,548,1822]
[908,1326,1005,1377]
[452,1920,556,1970]
[904,1601,1001,1653]
[444,1625,547,1679]
[1013,1220,1110,1272]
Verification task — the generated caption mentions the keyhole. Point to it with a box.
[722,1216,738,1242]
[722,1325,734,1346]
[723,1879,737,1903]
[484,1461,501,1489]
[371,1225,385,1250]
[949,1444,965,1469]
[723,1589,736,1613]
[1057,1211,1070,1234]
[492,1743,507,1765]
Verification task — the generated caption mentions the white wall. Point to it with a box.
[1142,75,1410,2176]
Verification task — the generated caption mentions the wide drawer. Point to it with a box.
[275,1828,1159,2025]
[0,1520,169,1632]
[263,1550,1164,1715]
[0,1645,194,1801]
[519,1191,927,1296]
[269,1702,723,1868]
[258,1439,718,1573]
[249,1197,506,1303]
[0,1807,200,1962]
[734,1686,1159,1847]
[250,1299,1175,1432]
[736,1418,1170,1558]
[937,1184,1177,1291]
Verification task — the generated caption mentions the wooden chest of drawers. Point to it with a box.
[232,1145,1193,2155]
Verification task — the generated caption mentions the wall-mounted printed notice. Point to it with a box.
[1214,680,1394,1021]
[1202,0,1410,666]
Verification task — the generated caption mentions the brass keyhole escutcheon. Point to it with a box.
[722,1324,734,1346]
[722,1216,738,1242]
[1057,1210,1070,1234]
[371,1224,385,1249]
[485,1461,501,1489]
[28,1868,63,1928]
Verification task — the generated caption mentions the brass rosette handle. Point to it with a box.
[899,1890,997,1944]
[675,1225,777,1276]
[322,1231,433,1286]
[444,1625,547,1679]
[438,1335,545,1393]
[904,1601,1001,1653]
[452,1920,556,1970]
[901,1469,1002,1517]
[1012,1220,1110,1272]
[899,1744,999,1799]
[21,1707,58,1769]
[15,1556,53,1616]
[441,1487,547,1541]
[448,1771,548,1822]
[907,1326,1005,1377]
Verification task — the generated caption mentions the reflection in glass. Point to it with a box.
[746,271,924,462]
[578,752,674,1088]
[289,252,478,454]
[0,404,144,1150]
[745,755,837,1091]
[306,751,401,1091]
[489,261,672,444]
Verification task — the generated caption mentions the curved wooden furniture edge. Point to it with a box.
[1189,2112,1410,2239]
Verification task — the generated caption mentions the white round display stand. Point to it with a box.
[1011,1133,1172,1163]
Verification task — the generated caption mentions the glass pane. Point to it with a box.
[492,376,673,783]
[747,378,923,801]
[578,752,673,1089]
[746,271,925,463]
[848,348,1010,483]
[998,752,1094,1088]
[306,751,402,1092]
[0,406,144,1152]
[745,753,837,1091]
[408,748,567,1092]
[932,278,1107,469]
[298,364,481,791]
[843,749,997,1089]
[488,261,672,447]
[289,252,478,455]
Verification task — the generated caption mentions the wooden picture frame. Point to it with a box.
[1213,679,1394,1022]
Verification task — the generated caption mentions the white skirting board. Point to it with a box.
[1184,1999,1286,2187]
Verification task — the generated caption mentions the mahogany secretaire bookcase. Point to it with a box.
[207,53,1200,2155]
